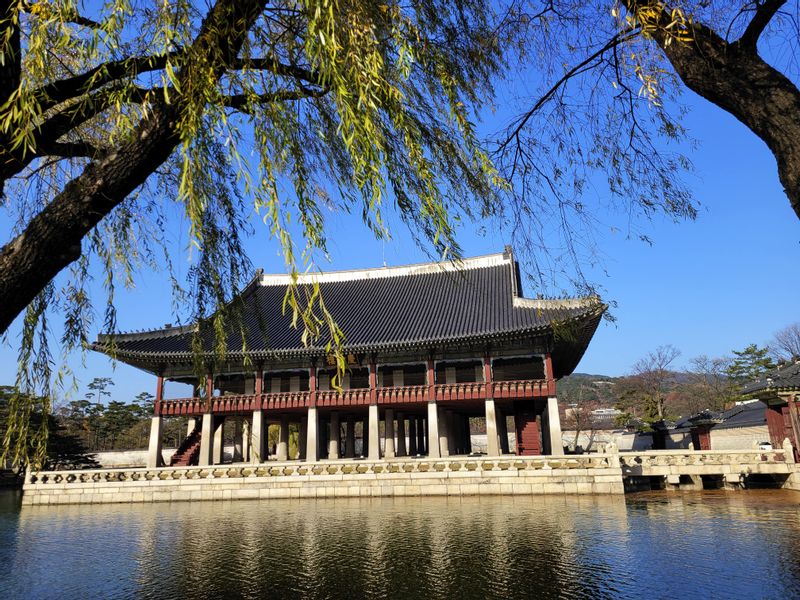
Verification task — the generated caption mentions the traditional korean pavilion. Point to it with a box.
[744,360,800,460]
[93,249,605,468]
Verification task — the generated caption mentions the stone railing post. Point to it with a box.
[783,438,796,464]
[605,441,620,468]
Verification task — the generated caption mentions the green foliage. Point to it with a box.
[0,385,99,470]
[0,0,506,466]
[726,344,776,385]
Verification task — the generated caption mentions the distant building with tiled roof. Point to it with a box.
[743,359,800,460]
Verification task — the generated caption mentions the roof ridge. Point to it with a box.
[258,251,510,286]
[512,295,604,310]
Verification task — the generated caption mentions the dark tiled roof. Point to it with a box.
[715,401,766,430]
[742,360,800,394]
[92,251,605,375]
[674,401,766,431]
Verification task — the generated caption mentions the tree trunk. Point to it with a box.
[625,1,800,219]
[0,0,268,335]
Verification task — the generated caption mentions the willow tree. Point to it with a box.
[0,0,504,466]
[493,0,800,286]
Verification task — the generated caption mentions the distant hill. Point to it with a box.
[557,373,619,405]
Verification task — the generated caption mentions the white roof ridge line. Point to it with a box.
[258,252,509,286]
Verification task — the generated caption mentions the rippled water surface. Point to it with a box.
[2,489,800,599]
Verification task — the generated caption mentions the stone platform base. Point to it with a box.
[23,455,624,506]
[784,471,800,492]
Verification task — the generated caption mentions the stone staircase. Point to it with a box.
[169,428,201,466]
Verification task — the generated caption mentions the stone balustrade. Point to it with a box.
[22,454,624,505]
[23,449,800,506]
[619,449,792,477]
[28,454,618,486]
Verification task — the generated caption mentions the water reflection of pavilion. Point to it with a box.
[93,249,604,468]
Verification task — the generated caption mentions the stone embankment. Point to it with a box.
[21,446,800,506]
[23,454,623,505]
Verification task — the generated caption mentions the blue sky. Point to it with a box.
[0,75,798,403]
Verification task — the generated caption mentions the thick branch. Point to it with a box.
[35,53,320,113]
[0,86,150,181]
[221,86,327,110]
[738,0,786,49]
[35,52,182,112]
[622,0,800,219]
[0,0,269,335]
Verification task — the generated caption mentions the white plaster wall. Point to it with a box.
[710,426,770,450]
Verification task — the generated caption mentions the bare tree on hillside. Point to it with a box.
[561,385,601,453]
[683,355,737,413]
[770,323,800,362]
[619,345,681,421]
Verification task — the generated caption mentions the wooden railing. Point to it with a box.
[156,378,555,416]
[376,385,428,404]
[316,388,370,407]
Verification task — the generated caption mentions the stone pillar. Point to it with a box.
[384,409,396,458]
[396,412,407,457]
[781,437,796,463]
[277,414,290,461]
[497,410,510,454]
[427,402,441,458]
[438,406,449,457]
[186,417,198,438]
[146,416,164,468]
[362,417,369,457]
[232,417,243,462]
[328,412,341,459]
[242,419,251,462]
[368,404,381,460]
[306,407,319,462]
[409,418,418,455]
[199,412,214,466]
[546,396,563,455]
[213,417,224,464]
[345,416,356,458]
[416,416,426,455]
[485,399,500,456]
[251,410,266,464]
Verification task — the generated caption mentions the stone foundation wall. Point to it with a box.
[785,471,800,492]
[22,455,624,506]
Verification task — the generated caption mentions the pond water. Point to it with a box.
[1,489,799,599]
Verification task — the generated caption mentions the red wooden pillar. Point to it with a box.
[427,358,435,401]
[368,360,377,405]
[309,362,317,407]
[154,373,164,416]
[483,352,493,397]
[544,353,555,396]
[205,371,214,413]
[254,362,264,409]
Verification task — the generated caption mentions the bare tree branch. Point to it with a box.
[738,0,787,49]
